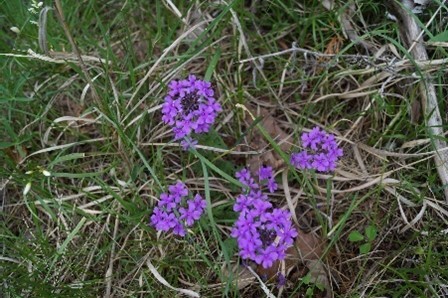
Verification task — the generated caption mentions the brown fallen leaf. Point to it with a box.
[257,229,331,297]
[246,107,292,174]
[3,146,27,164]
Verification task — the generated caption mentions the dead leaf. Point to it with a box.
[3,146,27,164]
[294,230,324,261]
[246,107,292,174]
[410,99,421,124]
[316,34,345,73]
[256,229,332,297]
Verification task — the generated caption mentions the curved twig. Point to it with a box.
[389,0,448,202]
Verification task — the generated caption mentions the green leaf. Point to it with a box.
[200,158,231,266]
[348,230,364,242]
[57,217,87,255]
[415,246,425,255]
[365,225,377,241]
[430,30,448,42]
[0,142,15,149]
[51,172,102,178]
[194,151,242,186]
[359,242,371,254]
[48,153,87,167]
[199,128,227,149]
[204,48,221,81]
[302,273,311,284]
[0,97,35,102]
[222,238,237,257]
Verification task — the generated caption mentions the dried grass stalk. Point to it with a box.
[389,1,448,202]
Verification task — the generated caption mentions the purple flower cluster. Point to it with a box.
[161,75,222,146]
[150,181,206,237]
[231,167,297,269]
[290,126,343,172]
[236,167,278,193]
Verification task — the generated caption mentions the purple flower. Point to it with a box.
[292,127,342,173]
[159,193,176,211]
[290,151,312,169]
[279,221,298,245]
[236,168,251,181]
[236,167,277,193]
[277,273,287,288]
[180,198,206,226]
[168,181,188,199]
[258,166,278,193]
[249,190,268,201]
[173,221,186,237]
[312,153,331,172]
[251,199,272,215]
[233,194,251,213]
[258,166,274,180]
[236,168,259,190]
[255,246,279,268]
[150,181,206,236]
[231,171,297,269]
[162,75,221,149]
[266,178,278,193]
[161,97,181,125]
[150,207,165,228]
[180,137,198,151]
[192,194,207,210]
[301,127,324,150]
[152,210,178,232]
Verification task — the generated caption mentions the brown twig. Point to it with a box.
[389,0,448,202]
[53,0,101,108]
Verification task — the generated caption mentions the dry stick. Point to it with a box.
[53,0,101,109]
[0,49,108,64]
[405,1,447,56]
[105,205,121,297]
[38,6,52,55]
[390,1,448,202]
[282,169,300,226]
[239,45,387,64]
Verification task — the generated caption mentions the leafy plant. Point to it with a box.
[348,225,378,254]
[303,273,325,297]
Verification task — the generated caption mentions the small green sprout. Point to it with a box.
[348,224,378,254]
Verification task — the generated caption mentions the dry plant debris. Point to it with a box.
[388,0,448,202]
[257,228,331,297]
[245,107,292,174]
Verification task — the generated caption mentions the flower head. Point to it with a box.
[277,273,287,288]
[231,200,297,268]
[291,126,343,173]
[150,181,207,236]
[162,75,222,148]
[236,166,277,194]
[231,169,297,269]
